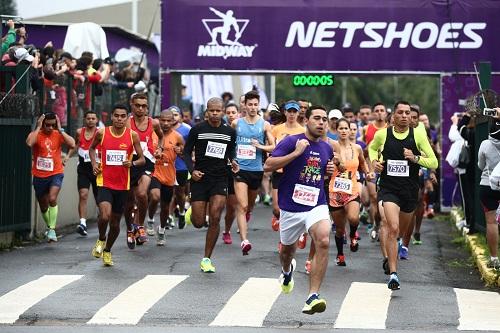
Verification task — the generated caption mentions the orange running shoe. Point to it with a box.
[298,233,307,249]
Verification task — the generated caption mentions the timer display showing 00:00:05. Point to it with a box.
[293,75,335,87]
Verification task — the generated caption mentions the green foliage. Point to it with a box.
[275,74,440,123]
[0,0,17,16]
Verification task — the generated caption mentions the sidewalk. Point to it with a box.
[450,208,500,287]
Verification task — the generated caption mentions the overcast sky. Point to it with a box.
[16,0,133,19]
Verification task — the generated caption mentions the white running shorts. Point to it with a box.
[279,205,330,245]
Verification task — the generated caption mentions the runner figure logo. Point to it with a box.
[198,7,257,59]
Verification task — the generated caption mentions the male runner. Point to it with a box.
[124,93,163,248]
[369,101,438,290]
[65,110,99,236]
[27,112,76,242]
[265,105,334,315]
[147,109,183,245]
[170,106,191,229]
[297,99,309,126]
[183,97,238,273]
[232,90,275,255]
[327,109,342,140]
[90,104,144,266]
[363,102,387,241]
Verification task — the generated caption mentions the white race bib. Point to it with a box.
[236,144,256,160]
[292,184,320,206]
[387,159,409,177]
[333,177,353,195]
[78,148,91,162]
[36,157,54,171]
[106,150,127,166]
[139,141,155,163]
[205,141,227,159]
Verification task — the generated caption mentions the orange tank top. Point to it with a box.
[329,145,359,197]
[32,131,64,178]
[97,127,134,190]
[152,131,182,186]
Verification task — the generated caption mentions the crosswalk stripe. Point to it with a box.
[209,277,282,327]
[87,275,188,325]
[454,288,500,331]
[334,282,391,329]
[0,275,83,324]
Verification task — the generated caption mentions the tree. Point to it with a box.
[0,0,17,17]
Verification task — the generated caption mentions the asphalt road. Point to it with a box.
[0,204,498,333]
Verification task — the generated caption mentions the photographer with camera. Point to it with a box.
[477,107,500,270]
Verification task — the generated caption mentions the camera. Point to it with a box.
[483,108,498,117]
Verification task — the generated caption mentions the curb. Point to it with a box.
[450,208,500,287]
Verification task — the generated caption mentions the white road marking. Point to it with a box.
[210,277,282,327]
[334,282,392,329]
[87,275,188,325]
[0,275,83,324]
[455,288,500,331]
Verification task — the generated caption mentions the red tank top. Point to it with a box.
[365,123,385,146]
[78,127,97,163]
[96,127,134,190]
[130,116,155,161]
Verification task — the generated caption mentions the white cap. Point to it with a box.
[134,80,147,92]
[14,48,34,62]
[328,109,343,120]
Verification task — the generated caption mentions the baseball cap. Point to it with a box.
[14,48,34,62]
[328,109,343,120]
[59,52,74,60]
[168,105,181,114]
[284,100,300,111]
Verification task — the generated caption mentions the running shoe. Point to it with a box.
[127,229,136,250]
[399,246,409,260]
[263,194,272,206]
[397,239,403,257]
[169,216,176,229]
[350,238,359,252]
[77,223,88,236]
[157,226,166,246]
[178,215,186,229]
[305,259,312,275]
[185,207,192,225]
[102,251,114,266]
[298,233,307,249]
[278,258,296,294]
[336,254,346,266]
[136,226,148,244]
[92,239,105,258]
[427,207,435,219]
[302,294,327,315]
[271,216,280,232]
[147,220,155,236]
[359,209,369,225]
[200,257,215,273]
[370,228,378,242]
[222,231,232,244]
[388,273,400,290]
[241,240,252,255]
[412,232,422,245]
[47,229,58,242]
[487,257,500,271]
[382,257,390,275]
[165,216,173,230]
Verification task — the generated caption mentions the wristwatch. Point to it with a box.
[414,155,420,163]
[59,128,65,133]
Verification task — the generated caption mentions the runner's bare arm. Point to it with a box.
[153,119,164,150]
[89,129,104,174]
[252,121,276,152]
[66,128,81,158]
[264,138,308,172]
[130,131,145,167]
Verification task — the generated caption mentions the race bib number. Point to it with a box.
[387,159,409,177]
[236,144,256,160]
[333,177,353,195]
[36,157,54,171]
[292,184,320,206]
[106,150,127,166]
[78,147,90,162]
[205,141,227,159]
